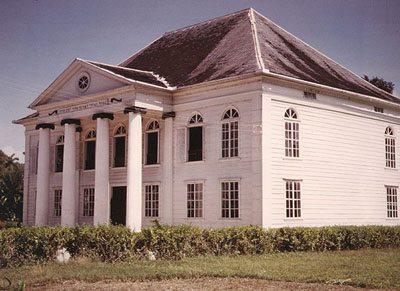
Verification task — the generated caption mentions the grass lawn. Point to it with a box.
[1,249,399,289]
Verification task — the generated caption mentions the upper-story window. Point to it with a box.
[188,113,203,162]
[146,120,160,165]
[222,108,239,158]
[385,126,396,168]
[113,125,126,168]
[284,108,299,158]
[55,135,64,172]
[85,129,96,170]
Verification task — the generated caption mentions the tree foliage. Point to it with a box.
[363,75,395,94]
[0,150,23,223]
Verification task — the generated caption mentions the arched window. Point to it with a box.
[284,108,299,158]
[145,120,160,165]
[222,108,239,158]
[188,113,203,162]
[85,129,96,170]
[385,126,396,168]
[113,125,126,167]
[55,135,64,172]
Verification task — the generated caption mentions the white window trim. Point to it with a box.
[385,185,399,219]
[187,113,205,163]
[112,124,127,168]
[219,179,241,220]
[143,182,161,219]
[186,181,205,220]
[384,127,396,169]
[83,129,96,172]
[284,179,302,219]
[283,108,300,159]
[144,119,161,165]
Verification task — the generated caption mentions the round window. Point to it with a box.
[78,72,90,92]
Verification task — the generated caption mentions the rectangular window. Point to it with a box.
[285,121,299,157]
[54,189,62,217]
[187,183,203,218]
[385,137,396,168]
[55,144,64,172]
[85,141,96,170]
[146,132,159,165]
[285,180,301,218]
[221,181,239,218]
[386,186,398,218]
[114,136,126,167]
[83,188,95,216]
[188,126,203,162]
[145,184,159,217]
[222,121,239,158]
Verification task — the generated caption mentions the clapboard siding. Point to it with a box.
[264,84,400,227]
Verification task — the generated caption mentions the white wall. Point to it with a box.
[263,83,400,227]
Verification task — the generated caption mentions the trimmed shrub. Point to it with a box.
[0,224,399,267]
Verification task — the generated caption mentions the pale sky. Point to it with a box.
[1,0,399,162]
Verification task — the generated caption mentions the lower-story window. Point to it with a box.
[221,181,239,218]
[83,188,95,217]
[386,186,398,218]
[285,180,301,218]
[187,183,203,218]
[145,184,159,217]
[54,189,62,217]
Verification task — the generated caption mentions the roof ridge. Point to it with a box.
[252,9,397,99]
[163,8,251,36]
[249,8,265,71]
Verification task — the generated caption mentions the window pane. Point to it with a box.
[146,132,158,165]
[188,126,203,161]
[55,144,64,172]
[114,136,126,167]
[85,141,96,170]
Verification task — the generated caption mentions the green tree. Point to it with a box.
[0,150,24,223]
[363,75,395,94]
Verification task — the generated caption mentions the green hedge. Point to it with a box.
[1,224,400,267]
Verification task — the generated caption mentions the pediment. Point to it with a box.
[32,59,134,108]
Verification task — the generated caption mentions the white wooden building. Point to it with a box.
[15,8,400,230]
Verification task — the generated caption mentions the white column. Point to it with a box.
[35,127,51,226]
[93,117,110,225]
[126,111,142,231]
[163,116,174,224]
[61,122,77,226]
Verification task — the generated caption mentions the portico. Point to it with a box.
[33,103,166,231]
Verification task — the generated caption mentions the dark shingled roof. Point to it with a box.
[88,61,169,88]
[119,8,398,102]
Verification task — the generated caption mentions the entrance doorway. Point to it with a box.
[110,186,127,225]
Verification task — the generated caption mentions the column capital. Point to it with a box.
[35,123,55,130]
[92,112,114,121]
[162,111,176,119]
[124,106,147,115]
[61,118,81,126]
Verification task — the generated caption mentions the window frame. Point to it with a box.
[53,189,62,217]
[220,180,240,219]
[145,120,160,165]
[186,182,204,219]
[285,179,302,219]
[143,183,160,218]
[84,129,96,171]
[112,124,127,168]
[55,135,64,173]
[83,187,95,217]
[386,185,398,219]
[284,108,300,159]
[187,113,204,162]
[385,126,396,169]
[221,107,240,159]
